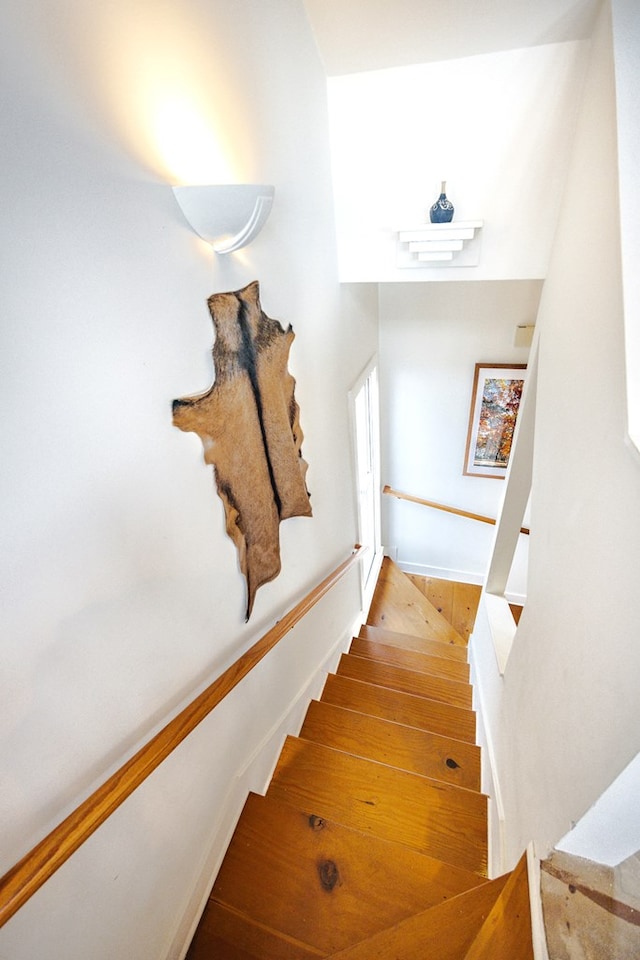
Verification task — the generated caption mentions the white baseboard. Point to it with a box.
[468,639,506,878]
[504,591,527,606]
[395,559,484,584]
[527,843,550,960]
[395,559,527,607]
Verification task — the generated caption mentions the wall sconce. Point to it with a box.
[172,184,275,254]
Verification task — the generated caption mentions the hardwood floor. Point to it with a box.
[368,562,468,646]
[408,572,523,632]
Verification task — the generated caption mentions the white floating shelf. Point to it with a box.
[396,220,483,268]
[418,251,454,262]
[410,240,464,253]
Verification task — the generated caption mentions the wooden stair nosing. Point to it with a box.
[359,623,468,662]
[350,635,470,682]
[337,652,473,709]
[209,792,489,956]
[186,898,325,960]
[267,736,488,875]
[323,871,511,960]
[321,673,477,743]
[463,853,534,960]
[367,557,467,647]
[300,698,481,791]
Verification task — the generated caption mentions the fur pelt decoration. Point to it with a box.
[172,281,312,620]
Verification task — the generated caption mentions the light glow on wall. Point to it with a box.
[102,13,241,184]
[148,93,235,185]
[39,0,250,184]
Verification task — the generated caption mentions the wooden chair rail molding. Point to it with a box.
[0,545,363,929]
[383,485,530,536]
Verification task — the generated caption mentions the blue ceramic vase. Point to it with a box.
[429,181,454,223]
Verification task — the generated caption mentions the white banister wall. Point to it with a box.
[486,331,538,600]
[611,0,640,457]
[482,330,538,673]
[471,0,640,876]
[556,751,640,868]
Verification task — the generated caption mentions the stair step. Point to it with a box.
[337,652,473,709]
[367,557,467,647]
[209,792,488,956]
[350,635,470,682]
[267,736,487,875]
[324,871,510,960]
[186,900,323,960]
[463,853,533,959]
[300,699,481,790]
[359,623,468,662]
[406,574,481,642]
[321,673,476,743]
[184,563,536,960]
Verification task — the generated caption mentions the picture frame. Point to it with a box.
[463,363,527,479]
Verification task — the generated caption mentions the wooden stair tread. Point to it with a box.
[406,574,481,642]
[321,673,477,743]
[337,652,473,709]
[367,557,467,647]
[463,853,533,959]
[186,900,324,960]
[209,792,488,955]
[358,623,468,662]
[267,736,487,875]
[350,636,470,682]
[300,699,481,790]
[324,871,510,959]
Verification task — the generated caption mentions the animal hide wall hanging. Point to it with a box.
[172,281,312,620]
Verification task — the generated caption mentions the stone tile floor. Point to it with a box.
[541,849,640,959]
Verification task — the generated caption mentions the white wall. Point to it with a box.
[0,1,378,957]
[472,0,640,871]
[611,0,640,455]
[303,0,600,76]
[326,42,588,283]
[379,280,539,595]
[555,750,640,867]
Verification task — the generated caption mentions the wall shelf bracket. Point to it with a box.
[396,220,483,267]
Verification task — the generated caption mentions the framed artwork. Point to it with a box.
[463,363,527,478]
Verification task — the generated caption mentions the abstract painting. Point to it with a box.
[463,363,527,478]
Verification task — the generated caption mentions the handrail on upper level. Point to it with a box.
[383,485,530,536]
[0,545,363,928]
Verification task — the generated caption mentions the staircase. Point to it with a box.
[185,558,534,959]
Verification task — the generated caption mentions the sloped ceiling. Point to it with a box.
[302,0,601,75]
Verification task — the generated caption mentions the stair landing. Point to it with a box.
[367,558,468,647]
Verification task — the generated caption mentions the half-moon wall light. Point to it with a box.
[172,184,275,254]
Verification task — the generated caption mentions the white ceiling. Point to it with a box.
[302,0,601,75]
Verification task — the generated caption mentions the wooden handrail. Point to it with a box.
[383,486,530,536]
[0,545,363,928]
